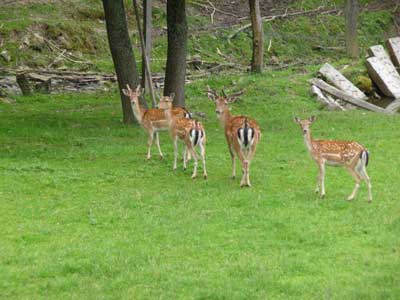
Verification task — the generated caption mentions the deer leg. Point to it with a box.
[237,152,249,188]
[155,132,163,159]
[229,147,236,179]
[244,146,256,187]
[315,172,320,194]
[228,146,236,179]
[346,166,361,201]
[187,143,198,179]
[358,165,372,203]
[146,131,154,160]
[199,141,207,179]
[173,136,178,170]
[318,162,326,198]
[244,160,251,187]
[183,146,188,170]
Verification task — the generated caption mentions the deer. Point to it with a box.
[122,84,191,160]
[294,116,372,202]
[158,95,207,179]
[206,86,261,187]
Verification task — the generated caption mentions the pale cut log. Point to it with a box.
[366,56,400,98]
[325,94,346,111]
[311,85,342,110]
[309,78,387,113]
[385,98,400,113]
[319,63,367,100]
[368,45,392,62]
[388,37,400,68]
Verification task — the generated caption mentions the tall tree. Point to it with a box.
[141,0,152,94]
[163,0,187,107]
[249,0,264,73]
[102,0,143,124]
[345,0,359,58]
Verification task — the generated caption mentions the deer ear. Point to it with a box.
[294,116,300,124]
[206,85,217,101]
[227,96,238,103]
[207,92,216,102]
[136,84,141,94]
[122,89,129,96]
[309,115,316,122]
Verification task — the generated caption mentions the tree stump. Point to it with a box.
[16,72,31,96]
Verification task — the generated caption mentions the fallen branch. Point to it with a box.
[191,1,240,19]
[29,30,91,65]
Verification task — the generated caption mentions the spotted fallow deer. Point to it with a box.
[158,95,207,179]
[122,84,191,160]
[294,116,372,202]
[207,86,261,187]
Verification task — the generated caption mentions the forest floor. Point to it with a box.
[1,0,400,299]
[0,0,398,75]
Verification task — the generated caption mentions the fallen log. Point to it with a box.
[366,56,400,98]
[325,94,347,111]
[387,37,400,68]
[310,85,345,111]
[368,45,392,62]
[319,63,367,100]
[385,98,400,113]
[309,78,387,113]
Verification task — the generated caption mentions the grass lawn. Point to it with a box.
[1,69,400,299]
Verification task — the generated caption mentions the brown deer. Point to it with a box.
[158,96,207,179]
[294,116,372,202]
[207,86,261,187]
[122,84,191,160]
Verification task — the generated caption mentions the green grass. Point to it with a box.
[1,69,400,299]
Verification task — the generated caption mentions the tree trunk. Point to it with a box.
[102,0,143,124]
[164,0,187,107]
[249,0,264,73]
[345,0,359,58]
[141,0,152,94]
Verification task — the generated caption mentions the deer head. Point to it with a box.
[122,84,143,106]
[158,93,175,111]
[294,116,316,135]
[206,85,244,116]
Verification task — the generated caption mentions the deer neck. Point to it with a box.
[303,131,314,154]
[164,106,173,127]
[220,109,232,129]
[131,101,145,124]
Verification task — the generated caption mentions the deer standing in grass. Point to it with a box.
[207,86,261,187]
[158,95,207,179]
[294,116,372,202]
[122,85,191,160]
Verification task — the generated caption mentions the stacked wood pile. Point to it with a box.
[0,68,199,96]
[309,36,400,114]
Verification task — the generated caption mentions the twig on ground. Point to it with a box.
[191,1,240,18]
[207,0,216,24]
[267,39,272,52]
